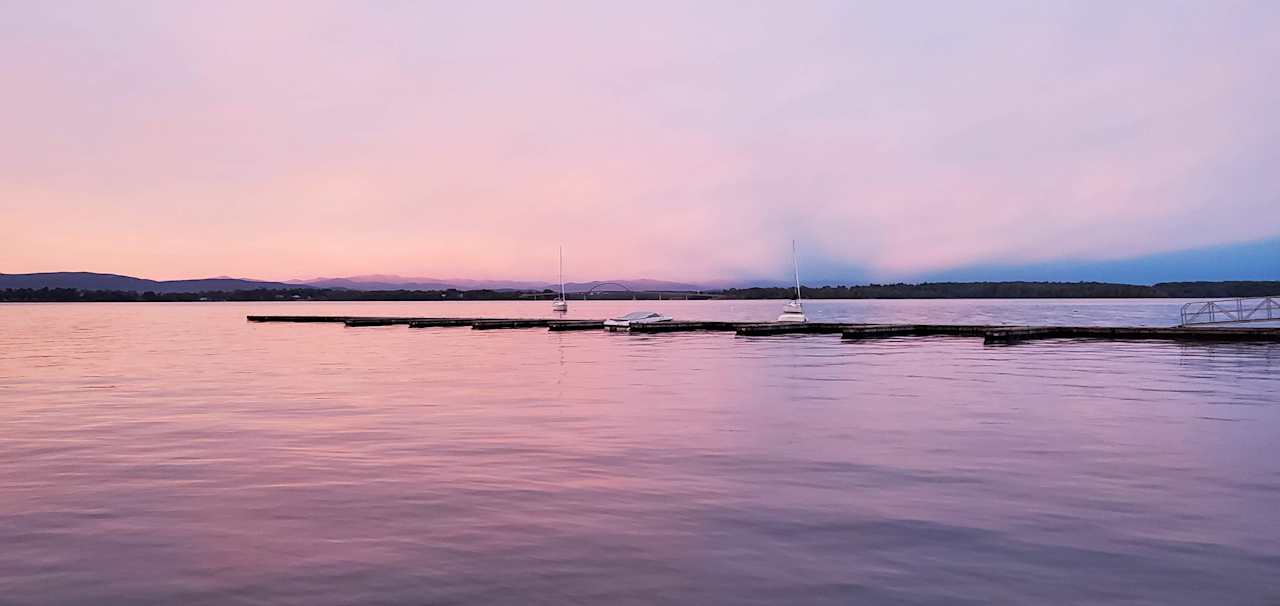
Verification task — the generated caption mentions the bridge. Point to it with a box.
[1180,296,1280,326]
[521,281,721,301]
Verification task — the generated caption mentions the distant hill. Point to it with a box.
[297,277,458,291]
[0,272,304,293]
[292,274,549,291]
[0,271,710,295]
[295,275,706,292]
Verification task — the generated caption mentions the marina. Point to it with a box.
[247,314,1280,343]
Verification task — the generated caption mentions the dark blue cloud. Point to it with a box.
[911,237,1280,284]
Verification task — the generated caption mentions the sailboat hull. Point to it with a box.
[777,310,807,322]
[778,298,806,323]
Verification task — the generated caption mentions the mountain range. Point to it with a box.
[289,275,704,292]
[0,272,299,294]
[0,272,707,293]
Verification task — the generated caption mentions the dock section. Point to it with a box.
[627,321,743,333]
[982,325,1280,344]
[344,317,430,327]
[548,321,606,331]
[839,324,922,339]
[248,315,355,323]
[408,318,480,328]
[472,319,554,330]
[735,322,858,335]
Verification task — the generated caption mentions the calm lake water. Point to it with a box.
[2,300,1278,605]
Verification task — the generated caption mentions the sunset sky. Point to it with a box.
[3,1,1278,283]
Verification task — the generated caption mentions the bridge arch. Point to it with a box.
[585,281,635,295]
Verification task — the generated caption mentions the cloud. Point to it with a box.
[2,1,1278,281]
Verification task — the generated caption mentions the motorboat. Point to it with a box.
[777,240,807,322]
[552,246,568,313]
[604,311,673,330]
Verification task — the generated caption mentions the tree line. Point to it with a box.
[2,281,1277,302]
[720,281,1280,299]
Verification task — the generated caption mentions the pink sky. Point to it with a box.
[3,1,1278,282]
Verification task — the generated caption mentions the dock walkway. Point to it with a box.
[246,315,1280,344]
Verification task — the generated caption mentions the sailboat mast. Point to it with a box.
[792,240,802,302]
[559,246,565,298]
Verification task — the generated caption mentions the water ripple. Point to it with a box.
[0,301,1277,605]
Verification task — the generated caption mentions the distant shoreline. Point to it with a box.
[3,281,1276,303]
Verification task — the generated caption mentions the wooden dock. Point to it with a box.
[627,321,742,333]
[245,316,1280,344]
[735,322,857,335]
[980,325,1280,344]
[407,318,480,328]
[548,320,606,331]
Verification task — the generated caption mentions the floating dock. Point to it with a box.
[245,316,1280,344]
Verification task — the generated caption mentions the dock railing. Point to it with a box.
[1180,296,1280,326]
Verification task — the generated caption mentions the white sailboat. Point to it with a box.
[552,246,568,312]
[777,240,807,322]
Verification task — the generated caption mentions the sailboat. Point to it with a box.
[552,246,568,313]
[777,240,807,322]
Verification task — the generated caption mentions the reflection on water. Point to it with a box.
[1,301,1278,605]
